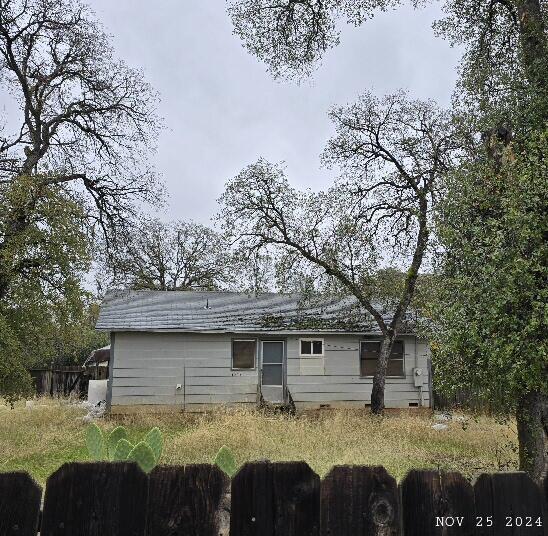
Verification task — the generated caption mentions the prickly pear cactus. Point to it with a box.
[86,423,105,460]
[144,427,163,463]
[127,441,156,473]
[112,438,134,461]
[214,445,237,477]
[108,426,129,459]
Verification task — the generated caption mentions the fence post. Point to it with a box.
[0,472,41,536]
[321,465,400,536]
[231,461,320,536]
[400,469,475,536]
[146,464,229,536]
[40,462,148,536]
[474,472,546,535]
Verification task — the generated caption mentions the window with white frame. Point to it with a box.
[299,338,324,356]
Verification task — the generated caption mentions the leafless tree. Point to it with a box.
[219,91,460,414]
[0,0,162,301]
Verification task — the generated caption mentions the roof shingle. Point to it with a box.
[96,289,413,334]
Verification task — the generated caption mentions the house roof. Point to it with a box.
[96,290,417,334]
[84,346,110,366]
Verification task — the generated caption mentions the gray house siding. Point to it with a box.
[286,335,430,408]
[110,331,430,410]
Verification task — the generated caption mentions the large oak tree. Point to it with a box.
[226,0,547,479]
[0,0,162,303]
[99,219,233,292]
[0,0,161,400]
[219,91,459,414]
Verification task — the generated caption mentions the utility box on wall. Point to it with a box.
[413,368,424,387]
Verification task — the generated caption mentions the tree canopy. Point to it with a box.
[98,219,234,292]
[219,90,459,412]
[0,0,161,400]
[0,0,162,300]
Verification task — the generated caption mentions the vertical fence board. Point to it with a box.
[146,464,229,536]
[474,473,546,536]
[231,461,320,536]
[321,465,400,536]
[401,470,476,536]
[0,472,41,536]
[40,462,148,536]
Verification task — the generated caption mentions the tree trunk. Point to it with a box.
[516,390,548,484]
[0,187,36,302]
[370,334,395,415]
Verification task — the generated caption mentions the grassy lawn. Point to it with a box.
[0,398,518,486]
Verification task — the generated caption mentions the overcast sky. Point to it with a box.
[16,1,464,227]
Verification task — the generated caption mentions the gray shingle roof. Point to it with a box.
[96,290,413,334]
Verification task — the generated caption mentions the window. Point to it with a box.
[299,338,324,356]
[232,339,256,369]
[360,340,404,377]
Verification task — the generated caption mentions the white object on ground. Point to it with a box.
[82,400,107,422]
[431,423,449,431]
[83,380,108,421]
[87,379,108,407]
[434,413,451,422]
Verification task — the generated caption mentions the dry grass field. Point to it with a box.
[0,398,519,486]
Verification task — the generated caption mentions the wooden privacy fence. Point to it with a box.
[0,462,546,536]
[28,366,108,397]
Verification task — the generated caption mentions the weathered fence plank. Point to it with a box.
[0,472,41,536]
[2,463,546,535]
[401,470,476,536]
[474,472,546,536]
[146,464,229,536]
[321,465,400,536]
[231,461,320,536]
[40,462,148,536]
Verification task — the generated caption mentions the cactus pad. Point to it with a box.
[214,445,237,477]
[127,441,156,473]
[144,427,163,463]
[108,426,129,459]
[112,438,134,461]
[85,423,105,460]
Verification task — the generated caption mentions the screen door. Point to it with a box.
[261,340,285,403]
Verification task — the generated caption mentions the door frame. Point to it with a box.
[259,338,287,404]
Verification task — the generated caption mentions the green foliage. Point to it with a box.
[214,445,238,477]
[144,427,163,464]
[127,442,157,473]
[432,132,548,414]
[85,423,106,460]
[98,218,233,292]
[108,426,129,458]
[112,438,134,461]
[0,314,33,405]
[0,177,107,402]
[84,424,163,473]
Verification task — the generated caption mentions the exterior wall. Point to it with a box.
[111,332,259,409]
[110,332,430,410]
[286,335,430,409]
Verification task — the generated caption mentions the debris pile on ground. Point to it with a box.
[431,423,449,431]
[81,400,106,422]
[431,412,470,430]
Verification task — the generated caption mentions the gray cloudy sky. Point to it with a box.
[90,1,461,226]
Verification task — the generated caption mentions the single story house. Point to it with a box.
[96,290,432,412]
